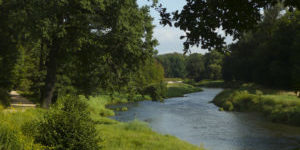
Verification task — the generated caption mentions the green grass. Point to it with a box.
[0,94,204,150]
[166,83,203,98]
[193,80,225,87]
[213,84,300,126]
[98,120,204,150]
[164,78,184,82]
[0,108,46,150]
[87,95,204,149]
[186,79,245,88]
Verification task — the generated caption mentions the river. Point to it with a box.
[111,88,300,150]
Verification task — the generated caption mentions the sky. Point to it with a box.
[137,0,207,54]
[137,0,233,55]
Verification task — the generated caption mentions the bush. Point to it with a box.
[143,82,167,101]
[33,95,100,150]
[223,101,234,111]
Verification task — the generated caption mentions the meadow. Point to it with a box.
[0,95,204,150]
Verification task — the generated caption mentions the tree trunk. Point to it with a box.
[41,43,59,108]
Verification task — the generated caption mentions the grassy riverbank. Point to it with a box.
[166,82,203,98]
[212,83,300,126]
[0,95,204,150]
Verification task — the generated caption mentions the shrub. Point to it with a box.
[143,82,167,101]
[33,95,100,150]
[223,101,234,111]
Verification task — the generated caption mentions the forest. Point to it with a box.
[0,0,300,150]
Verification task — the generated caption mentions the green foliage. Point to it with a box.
[0,88,10,107]
[0,122,44,150]
[0,0,158,107]
[185,53,205,81]
[98,120,204,150]
[156,51,224,82]
[185,51,224,82]
[158,0,298,51]
[120,58,167,101]
[33,95,100,149]
[213,87,300,126]
[156,53,186,78]
[0,93,204,150]
[166,83,203,98]
[144,82,167,101]
[0,109,46,150]
[223,10,300,91]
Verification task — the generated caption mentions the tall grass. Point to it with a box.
[0,94,204,150]
[213,88,300,126]
[98,120,204,150]
[0,108,46,150]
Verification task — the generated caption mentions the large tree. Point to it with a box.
[0,0,157,108]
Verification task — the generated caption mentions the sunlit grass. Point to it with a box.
[0,94,204,150]
[213,86,300,126]
[164,78,184,82]
[0,108,45,149]
[167,83,203,98]
[98,120,204,150]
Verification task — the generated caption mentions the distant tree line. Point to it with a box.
[156,51,224,81]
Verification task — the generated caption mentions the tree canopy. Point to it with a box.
[0,0,158,107]
[157,0,299,52]
[222,9,300,90]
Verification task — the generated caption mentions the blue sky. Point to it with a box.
[137,0,233,55]
[137,0,208,54]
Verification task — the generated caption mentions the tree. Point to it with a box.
[131,59,166,100]
[185,53,205,81]
[157,0,299,52]
[0,0,157,107]
[156,53,186,78]
[203,50,224,80]
[0,0,27,106]
[222,10,300,90]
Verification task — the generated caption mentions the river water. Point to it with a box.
[111,88,300,150]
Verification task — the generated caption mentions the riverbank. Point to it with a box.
[0,95,204,150]
[212,83,300,126]
[166,82,203,98]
